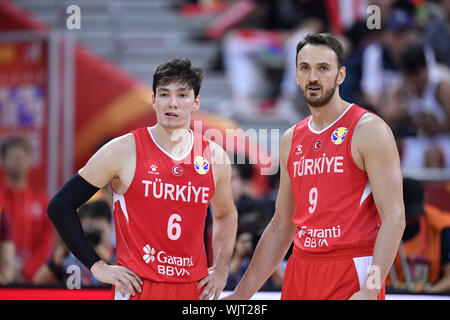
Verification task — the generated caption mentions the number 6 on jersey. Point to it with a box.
[167,213,182,240]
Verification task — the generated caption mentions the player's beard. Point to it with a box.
[302,74,338,108]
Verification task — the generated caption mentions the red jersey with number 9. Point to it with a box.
[112,127,215,283]
[287,104,381,257]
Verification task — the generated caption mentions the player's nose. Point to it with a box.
[309,70,319,82]
[169,95,179,108]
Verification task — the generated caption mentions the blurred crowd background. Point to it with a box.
[0,0,449,296]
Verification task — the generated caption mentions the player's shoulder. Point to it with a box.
[206,139,230,166]
[281,123,298,150]
[84,132,136,172]
[354,109,395,149]
[283,123,298,141]
[100,132,136,155]
[277,123,298,164]
[355,110,391,134]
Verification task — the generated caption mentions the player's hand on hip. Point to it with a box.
[90,260,143,297]
[198,266,228,300]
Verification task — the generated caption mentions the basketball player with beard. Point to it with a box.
[47,58,238,300]
[223,33,405,300]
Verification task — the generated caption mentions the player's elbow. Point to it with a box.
[47,196,58,220]
[394,204,406,231]
[215,206,238,228]
[47,192,66,223]
[397,208,406,234]
[227,207,238,227]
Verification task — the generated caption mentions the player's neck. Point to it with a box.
[150,124,192,157]
[308,96,351,132]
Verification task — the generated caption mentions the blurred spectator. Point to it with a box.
[231,161,272,219]
[228,232,254,289]
[0,207,15,284]
[222,28,285,117]
[227,158,284,290]
[261,0,328,31]
[389,178,450,293]
[339,20,379,104]
[262,164,280,215]
[340,0,397,103]
[0,136,54,283]
[324,0,370,35]
[421,0,450,68]
[361,8,420,110]
[383,42,450,168]
[220,0,330,119]
[227,228,284,291]
[33,200,114,287]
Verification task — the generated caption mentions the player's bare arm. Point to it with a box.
[349,113,406,299]
[223,126,297,300]
[49,134,143,297]
[198,142,238,300]
[78,133,136,192]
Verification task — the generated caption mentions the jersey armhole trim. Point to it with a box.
[346,111,369,176]
[111,131,138,196]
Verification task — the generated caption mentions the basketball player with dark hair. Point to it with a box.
[224,33,405,300]
[47,58,238,300]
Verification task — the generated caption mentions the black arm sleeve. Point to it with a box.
[47,173,102,270]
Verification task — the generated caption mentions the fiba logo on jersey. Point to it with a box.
[193,156,209,175]
[331,127,348,145]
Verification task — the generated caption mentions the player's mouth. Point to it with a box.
[306,86,322,95]
[164,111,179,119]
[307,86,321,94]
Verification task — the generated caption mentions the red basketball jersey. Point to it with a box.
[287,104,381,256]
[112,127,215,283]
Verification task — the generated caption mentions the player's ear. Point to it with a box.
[192,94,200,112]
[295,66,300,86]
[151,91,156,111]
[337,66,346,85]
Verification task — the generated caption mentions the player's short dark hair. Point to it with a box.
[296,33,344,68]
[78,200,112,223]
[0,135,32,160]
[400,42,427,75]
[153,58,203,97]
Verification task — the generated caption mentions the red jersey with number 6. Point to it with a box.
[112,127,215,283]
[287,104,381,257]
